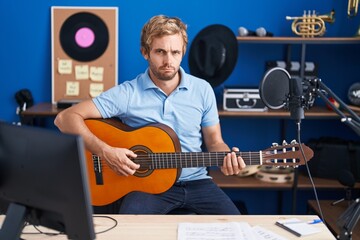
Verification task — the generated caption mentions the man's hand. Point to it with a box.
[101,146,140,176]
[220,147,246,176]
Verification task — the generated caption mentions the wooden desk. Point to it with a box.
[21,102,61,117]
[20,103,61,125]
[0,214,335,239]
[308,200,360,240]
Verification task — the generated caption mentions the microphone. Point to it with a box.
[255,27,274,37]
[238,27,256,36]
[332,169,356,205]
[339,169,356,189]
[238,27,274,37]
[259,67,315,119]
[287,77,305,123]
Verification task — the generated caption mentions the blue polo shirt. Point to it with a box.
[93,67,219,181]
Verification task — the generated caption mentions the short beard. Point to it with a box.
[149,63,178,81]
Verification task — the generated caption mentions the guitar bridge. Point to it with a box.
[92,154,104,185]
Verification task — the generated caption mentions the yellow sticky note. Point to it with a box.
[75,65,89,80]
[89,83,104,97]
[66,81,80,96]
[90,66,104,81]
[58,59,72,74]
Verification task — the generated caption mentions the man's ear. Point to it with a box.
[141,47,149,60]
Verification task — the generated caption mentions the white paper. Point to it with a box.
[178,222,257,240]
[276,218,321,236]
[252,225,289,240]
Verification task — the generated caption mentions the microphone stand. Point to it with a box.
[307,78,360,240]
[337,198,360,240]
[308,78,360,136]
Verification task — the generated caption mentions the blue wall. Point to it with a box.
[1,1,360,214]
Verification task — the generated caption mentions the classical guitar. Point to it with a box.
[84,118,314,206]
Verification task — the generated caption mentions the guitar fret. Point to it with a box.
[161,153,164,169]
[160,153,162,169]
[174,153,177,168]
[249,151,251,165]
[163,153,166,169]
[151,154,154,169]
[170,153,173,168]
[156,153,159,169]
[159,153,162,169]
[162,153,164,168]
[167,153,169,168]
[155,154,158,169]
[183,153,186,168]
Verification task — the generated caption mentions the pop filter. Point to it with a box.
[259,67,290,109]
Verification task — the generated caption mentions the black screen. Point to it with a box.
[0,122,95,239]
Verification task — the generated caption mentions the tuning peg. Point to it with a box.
[282,140,288,145]
[272,142,279,147]
[291,140,298,145]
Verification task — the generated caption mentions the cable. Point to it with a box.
[295,121,325,221]
[93,215,118,234]
[22,215,118,237]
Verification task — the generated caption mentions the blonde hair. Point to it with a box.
[141,15,188,56]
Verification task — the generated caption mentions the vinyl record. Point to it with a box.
[60,12,109,62]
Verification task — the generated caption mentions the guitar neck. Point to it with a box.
[135,151,262,169]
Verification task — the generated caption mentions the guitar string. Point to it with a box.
[94,158,299,170]
[92,151,301,169]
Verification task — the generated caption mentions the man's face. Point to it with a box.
[144,34,184,82]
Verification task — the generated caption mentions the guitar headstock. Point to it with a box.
[262,140,313,167]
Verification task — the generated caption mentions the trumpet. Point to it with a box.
[348,0,359,17]
[286,10,335,38]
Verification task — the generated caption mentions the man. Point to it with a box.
[55,15,245,214]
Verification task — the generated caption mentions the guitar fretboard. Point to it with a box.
[134,151,263,169]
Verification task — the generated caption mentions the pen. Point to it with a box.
[307,219,322,224]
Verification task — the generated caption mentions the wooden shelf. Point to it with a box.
[218,106,353,119]
[209,169,360,189]
[21,103,356,120]
[236,36,360,44]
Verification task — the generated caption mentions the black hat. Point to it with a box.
[188,24,238,87]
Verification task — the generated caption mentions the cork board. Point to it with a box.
[51,6,118,104]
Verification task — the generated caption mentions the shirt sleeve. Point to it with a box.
[92,84,130,119]
[201,83,220,127]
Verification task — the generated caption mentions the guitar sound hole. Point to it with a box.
[130,145,154,177]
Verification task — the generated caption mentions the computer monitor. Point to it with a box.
[0,122,95,239]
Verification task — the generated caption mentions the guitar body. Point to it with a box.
[85,119,181,206]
